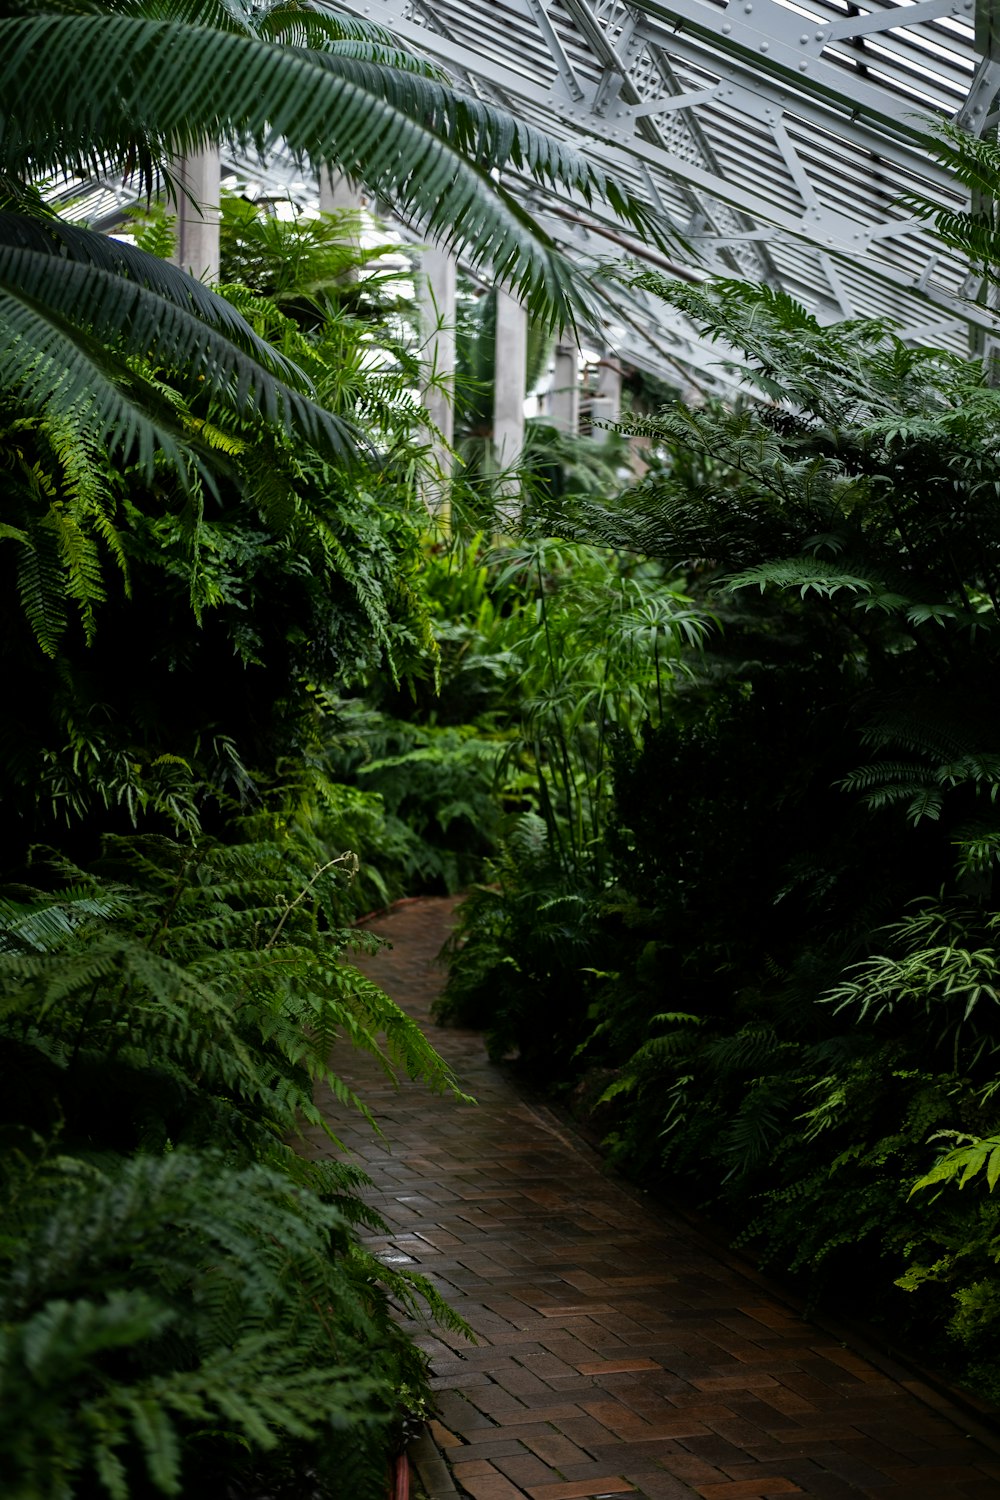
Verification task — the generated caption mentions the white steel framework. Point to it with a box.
[323,0,1000,382]
[61,0,1000,390]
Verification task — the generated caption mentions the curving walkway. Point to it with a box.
[303,898,1000,1500]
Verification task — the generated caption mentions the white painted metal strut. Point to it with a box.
[331,0,995,359]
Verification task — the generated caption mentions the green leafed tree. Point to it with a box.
[445,253,1000,1395]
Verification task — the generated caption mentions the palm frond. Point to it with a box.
[0,217,361,471]
[0,11,677,328]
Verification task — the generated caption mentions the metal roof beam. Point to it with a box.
[345,0,989,340]
[635,0,976,120]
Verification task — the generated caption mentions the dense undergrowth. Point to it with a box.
[0,178,479,1491]
[3,0,653,1483]
[438,149,1000,1405]
[9,0,1000,1482]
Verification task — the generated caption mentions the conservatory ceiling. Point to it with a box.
[54,0,1000,388]
[320,0,1000,386]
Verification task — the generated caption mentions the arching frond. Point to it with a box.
[0,10,677,329]
[0,217,361,472]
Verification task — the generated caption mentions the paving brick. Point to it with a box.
[719,1461,823,1485]
[430,1369,494,1391]
[784,1476,864,1500]
[416,1458,458,1493]
[427,1418,464,1449]
[555,1414,628,1450]
[701,1417,775,1450]
[457,1473,528,1500]
[659,1456,730,1486]
[520,1429,595,1467]
[581,1402,667,1439]
[493,1362,558,1400]
[812,1450,901,1488]
[434,1390,498,1434]
[449,1439,533,1465]
[492,1450,562,1486]
[466,1385,531,1422]
[581,1442,682,1469]
[621,1474,698,1499]
[547,1373,609,1392]
[525,1481,637,1498]
[684,1436,766,1468]
[312,900,1000,1500]
[580,1359,663,1376]
[694,1483,802,1498]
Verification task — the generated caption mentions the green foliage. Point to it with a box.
[901,123,1000,286]
[428,529,713,1063]
[492,535,708,882]
[824,903,1000,1069]
[440,824,603,1066]
[215,195,408,317]
[0,831,471,1498]
[0,1150,419,1500]
[451,287,556,483]
[1,63,505,1488]
[0,0,677,485]
[437,251,1000,1401]
[0,834,466,1157]
[0,191,441,850]
[912,1133,1000,1194]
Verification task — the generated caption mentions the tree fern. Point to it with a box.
[0,826,476,1497]
[899,122,1000,282]
[0,0,680,482]
[0,834,470,1160]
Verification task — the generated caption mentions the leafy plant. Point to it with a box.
[0,1147,455,1500]
[0,830,471,1498]
[1,0,674,481]
[0,834,466,1156]
[436,255,1000,1400]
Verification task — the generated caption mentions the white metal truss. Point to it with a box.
[324,0,1000,375]
[57,0,1000,388]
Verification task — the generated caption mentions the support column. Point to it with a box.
[493,290,527,474]
[549,343,580,436]
[589,357,623,442]
[174,144,220,283]
[319,170,364,272]
[319,170,361,215]
[418,244,457,507]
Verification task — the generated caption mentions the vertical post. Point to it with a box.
[493,290,527,473]
[319,170,361,215]
[174,144,221,283]
[549,343,580,436]
[589,357,623,442]
[418,244,457,511]
[319,170,364,274]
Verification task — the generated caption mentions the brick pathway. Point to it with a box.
[305,898,1000,1500]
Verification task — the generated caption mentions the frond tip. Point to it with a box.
[0,215,361,474]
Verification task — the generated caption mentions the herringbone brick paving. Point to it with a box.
[304,898,1000,1499]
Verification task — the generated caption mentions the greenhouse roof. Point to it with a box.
[53,0,1000,388]
[323,0,1000,387]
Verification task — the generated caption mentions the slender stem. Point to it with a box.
[266,854,357,950]
[68,978,103,1069]
[535,554,580,871]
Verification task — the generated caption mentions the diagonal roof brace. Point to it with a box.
[325,0,997,369]
[638,0,976,119]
